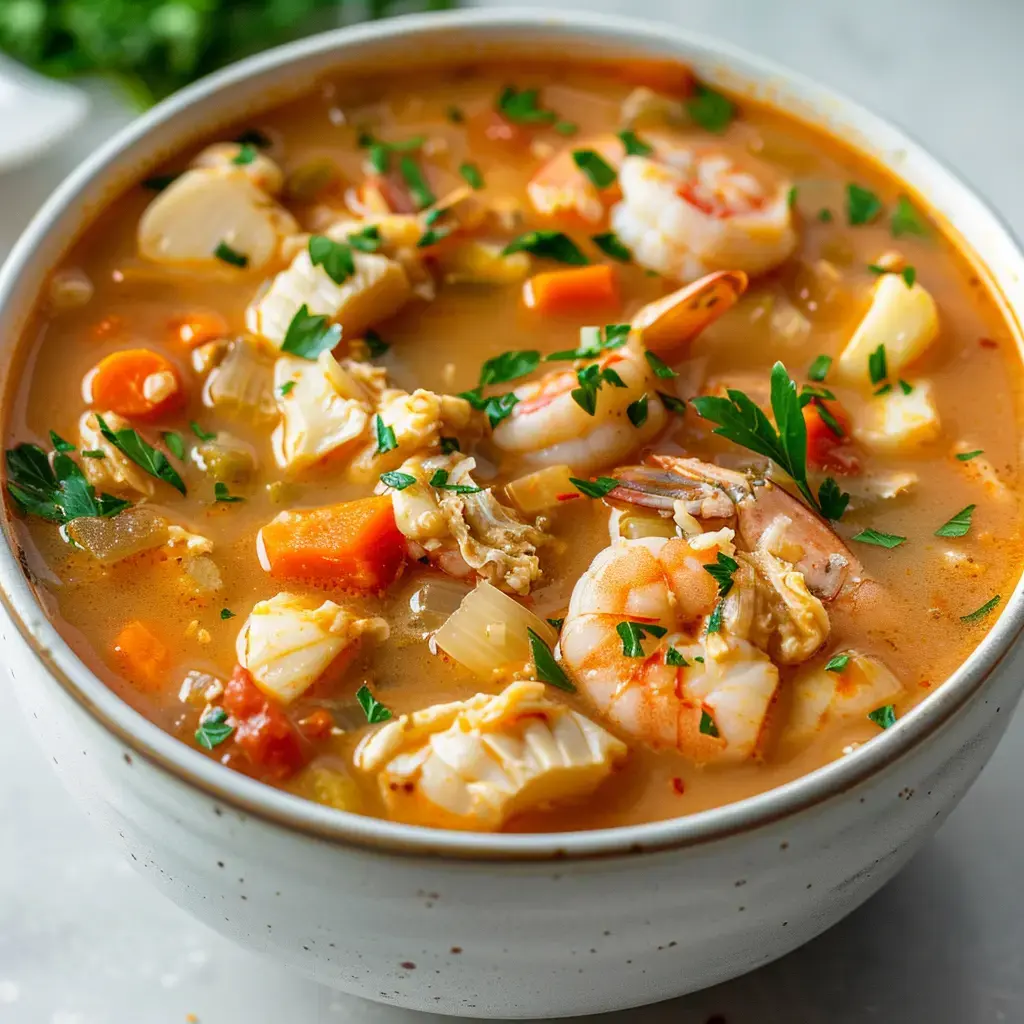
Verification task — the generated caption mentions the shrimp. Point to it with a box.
[559,532,783,763]
[490,346,667,474]
[528,132,796,282]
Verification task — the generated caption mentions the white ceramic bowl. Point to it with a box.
[3,9,1024,1018]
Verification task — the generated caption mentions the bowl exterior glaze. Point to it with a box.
[3,10,1024,1018]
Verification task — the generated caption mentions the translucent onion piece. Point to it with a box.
[505,464,578,515]
[66,507,169,564]
[434,581,557,678]
[405,577,475,635]
[617,509,677,540]
[202,336,278,423]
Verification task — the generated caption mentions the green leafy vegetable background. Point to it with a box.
[0,0,455,107]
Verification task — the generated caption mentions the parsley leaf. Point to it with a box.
[497,85,557,124]
[571,362,628,415]
[867,704,897,730]
[232,142,257,165]
[546,616,565,630]
[278,380,296,397]
[658,391,687,415]
[868,344,888,387]
[961,595,1001,623]
[686,83,735,133]
[502,230,588,265]
[616,620,668,657]
[96,415,186,495]
[846,184,883,226]
[644,351,678,379]
[220,608,235,620]
[347,225,382,253]
[570,476,620,499]
[213,241,248,268]
[851,528,906,549]
[618,129,654,156]
[308,234,356,284]
[591,231,633,262]
[459,161,484,190]
[818,208,834,223]
[280,305,341,360]
[458,390,520,429]
[545,324,630,362]
[428,469,481,495]
[356,684,393,724]
[935,504,975,538]
[703,551,739,597]
[195,707,234,750]
[162,431,185,460]
[373,415,398,455]
[699,710,720,737]
[554,120,578,136]
[665,646,688,667]
[891,195,928,238]
[808,354,833,382]
[213,481,242,503]
[627,393,649,427]
[479,350,540,387]
[190,421,216,442]
[380,471,417,491]
[49,431,75,453]
[817,477,850,521]
[825,654,850,673]
[956,449,984,462]
[572,149,617,189]
[706,599,725,635]
[528,627,575,691]
[398,155,435,210]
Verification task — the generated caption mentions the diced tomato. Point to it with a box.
[223,666,305,781]
[804,398,861,474]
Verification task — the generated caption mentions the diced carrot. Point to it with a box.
[804,398,861,474]
[523,264,620,314]
[258,495,406,591]
[169,310,228,348]
[223,665,305,781]
[87,348,185,420]
[113,620,169,690]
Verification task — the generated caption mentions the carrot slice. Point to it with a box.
[523,264,620,314]
[257,495,406,591]
[223,665,305,781]
[113,620,169,690]
[87,348,185,419]
[804,398,861,474]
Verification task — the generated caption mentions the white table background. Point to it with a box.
[2,0,1024,1021]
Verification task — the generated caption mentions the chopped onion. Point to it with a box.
[406,577,474,634]
[434,581,557,678]
[203,336,278,423]
[66,507,169,564]
[617,509,677,540]
[506,464,578,514]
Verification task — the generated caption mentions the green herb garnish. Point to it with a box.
[572,149,617,189]
[935,504,976,538]
[213,481,242,503]
[195,707,234,750]
[699,710,720,737]
[961,595,1001,623]
[571,362,627,415]
[644,351,678,379]
[502,230,588,265]
[280,305,341,360]
[459,161,484,190]
[846,184,883,226]
[308,234,356,284]
[398,155,435,210]
[659,391,687,415]
[570,476,620,499]
[428,469,481,495]
[546,617,564,630]
[373,415,398,455]
[95,415,186,495]
[891,195,928,238]
[479,350,540,387]
[591,231,632,262]
[190,421,216,442]
[956,449,984,462]
[528,628,576,692]
[380,471,417,491]
[665,646,688,667]
[817,208,834,223]
[554,120,578,136]
[626,394,648,427]
[850,529,906,549]
[703,551,739,597]
[278,380,296,397]
[545,324,630,362]
[356,684,393,724]
[867,704,897,730]
[868,344,888,387]
[364,329,389,358]
[706,599,724,635]
[808,354,832,383]
[49,431,75,453]
[616,620,668,658]
[617,129,653,156]
[213,241,248,268]
[440,437,460,455]
[825,654,850,673]
[220,608,235,620]
[232,143,257,165]
[686,83,735,133]
[497,85,557,125]
[162,431,186,460]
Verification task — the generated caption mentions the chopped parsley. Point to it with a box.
[398,155,435,210]
[825,654,850,673]
[161,431,186,460]
[278,380,296,397]
[545,323,630,362]
[356,684,393,724]
[617,129,653,156]
[5,442,130,525]
[194,707,234,750]
[459,161,485,190]
[935,504,976,538]
[899,379,914,395]
[571,361,627,415]
[81,449,105,459]
[213,481,242,503]
[358,132,425,174]
[850,528,907,549]
[817,208,834,223]
[658,391,687,415]
[787,185,798,208]
[591,231,632,262]
[546,617,564,630]
[686,82,735,133]
[346,225,382,253]
[808,354,832,382]
[96,415,186,495]
[502,230,588,265]
[706,599,725,634]
[627,393,649,427]
[846,184,883,226]
[190,421,216,442]
[280,305,341,360]
[527,628,575,692]
[308,234,356,284]
[496,85,557,125]
[232,143,257,165]
[665,646,688,667]
[572,149,617,189]
[703,551,739,597]
[690,362,850,520]
[956,449,984,462]
[570,476,620,499]
[213,241,248,268]
[869,263,917,289]
[616,620,668,658]
[220,608,236,620]
[49,431,75,453]
[459,390,520,429]
[867,704,897,730]
[428,469,481,495]
[644,351,678,379]
[373,415,398,455]
[235,128,271,149]
[416,226,451,249]
[891,195,928,238]
[699,710,720,737]
[364,329,389,358]
[440,437,460,455]
[479,350,540,386]
[868,343,888,387]
[380,471,417,491]
[961,595,1001,623]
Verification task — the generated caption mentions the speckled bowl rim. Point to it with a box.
[2,7,1023,862]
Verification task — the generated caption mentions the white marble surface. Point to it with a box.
[3,0,1024,1021]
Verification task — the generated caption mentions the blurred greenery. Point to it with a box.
[0,0,455,106]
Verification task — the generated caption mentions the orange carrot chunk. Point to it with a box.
[87,348,185,420]
[523,264,620,314]
[113,620,169,690]
[257,495,406,590]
